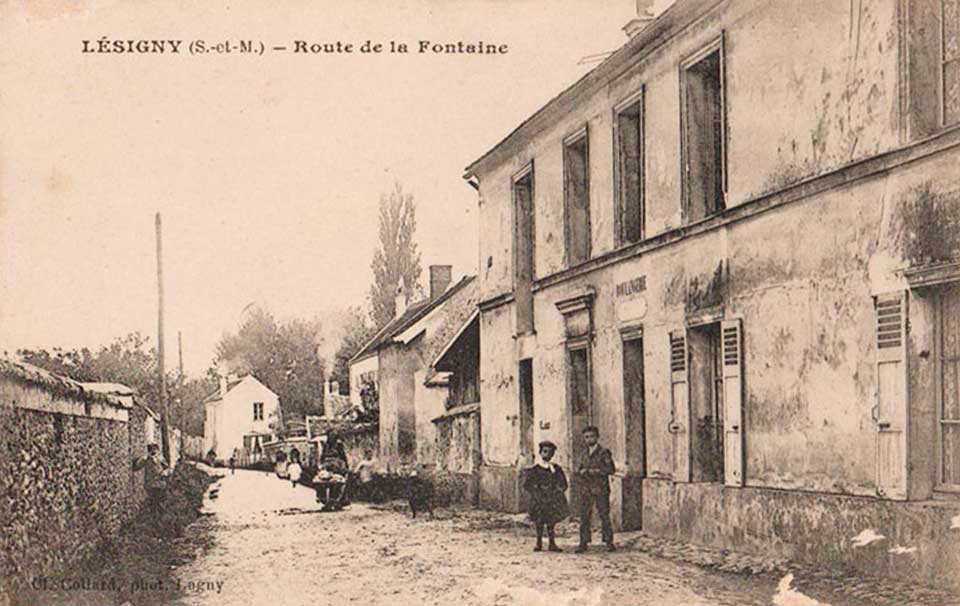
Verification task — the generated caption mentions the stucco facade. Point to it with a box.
[203,375,279,462]
[350,274,479,471]
[465,0,960,587]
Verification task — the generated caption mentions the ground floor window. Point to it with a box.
[938,283,960,489]
[687,323,724,483]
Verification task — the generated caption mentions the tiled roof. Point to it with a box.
[350,276,477,363]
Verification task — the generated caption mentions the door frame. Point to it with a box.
[619,326,646,476]
[565,336,593,512]
[518,358,535,467]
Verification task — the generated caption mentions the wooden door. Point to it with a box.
[567,344,592,512]
[518,359,535,466]
[622,336,646,475]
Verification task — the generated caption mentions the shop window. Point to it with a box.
[669,320,744,485]
[616,94,645,245]
[564,128,591,266]
[514,166,535,334]
[937,284,960,489]
[682,42,726,223]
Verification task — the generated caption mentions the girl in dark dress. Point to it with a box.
[523,440,569,552]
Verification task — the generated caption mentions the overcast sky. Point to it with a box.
[0,0,660,376]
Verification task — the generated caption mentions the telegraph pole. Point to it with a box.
[156,213,171,463]
[178,331,184,379]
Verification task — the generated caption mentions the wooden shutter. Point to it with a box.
[669,330,690,482]
[875,292,908,500]
[721,319,744,486]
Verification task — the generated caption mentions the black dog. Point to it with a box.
[404,472,435,519]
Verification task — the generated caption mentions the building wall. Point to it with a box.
[506,147,956,501]
[211,378,279,461]
[349,354,378,409]
[413,370,447,466]
[377,344,419,471]
[0,379,136,592]
[475,0,900,299]
[470,0,960,544]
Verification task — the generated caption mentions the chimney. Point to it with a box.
[326,380,340,397]
[623,0,656,38]
[394,278,407,318]
[219,374,228,399]
[429,265,453,300]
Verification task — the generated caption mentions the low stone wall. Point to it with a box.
[0,378,135,592]
[642,478,960,591]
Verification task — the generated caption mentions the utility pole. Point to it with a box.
[156,213,171,463]
[178,331,184,379]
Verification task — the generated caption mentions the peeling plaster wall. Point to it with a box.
[478,305,518,467]
[413,371,446,466]
[520,147,959,500]
[478,0,960,528]
[377,344,417,471]
[473,0,901,299]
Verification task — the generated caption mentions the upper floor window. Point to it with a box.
[615,92,645,245]
[564,127,591,266]
[942,0,960,126]
[906,1,960,136]
[513,164,535,334]
[681,39,726,223]
[253,401,264,421]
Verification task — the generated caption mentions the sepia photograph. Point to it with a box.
[2,0,960,604]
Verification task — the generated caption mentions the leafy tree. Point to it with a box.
[330,306,377,394]
[212,306,326,421]
[17,333,211,437]
[369,183,423,328]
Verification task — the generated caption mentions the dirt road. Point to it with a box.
[165,468,940,606]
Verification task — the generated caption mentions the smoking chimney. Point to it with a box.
[327,380,340,396]
[623,0,656,38]
[429,265,453,300]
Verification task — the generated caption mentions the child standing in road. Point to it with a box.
[286,454,303,488]
[523,440,569,552]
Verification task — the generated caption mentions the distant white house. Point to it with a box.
[203,375,279,462]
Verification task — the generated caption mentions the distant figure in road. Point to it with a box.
[575,426,615,553]
[133,443,171,527]
[523,440,568,552]
[229,450,237,475]
[321,433,349,469]
[353,449,377,501]
[287,451,303,488]
[321,433,350,504]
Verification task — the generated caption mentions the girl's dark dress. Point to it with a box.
[523,464,569,525]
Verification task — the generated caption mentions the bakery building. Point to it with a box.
[463,0,960,587]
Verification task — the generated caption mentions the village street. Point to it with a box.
[161,467,949,606]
